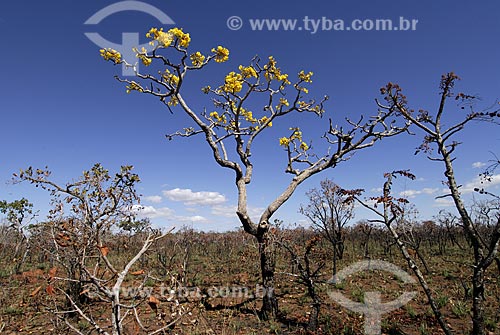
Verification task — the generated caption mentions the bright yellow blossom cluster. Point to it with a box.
[223,72,244,93]
[134,47,152,66]
[279,137,290,146]
[258,116,272,128]
[279,128,308,151]
[239,65,257,78]
[190,51,205,67]
[169,27,191,47]
[168,96,179,106]
[162,69,179,87]
[100,48,122,64]
[239,107,257,124]
[146,27,190,48]
[209,111,227,124]
[146,28,174,47]
[298,101,309,108]
[277,97,290,109]
[126,81,143,94]
[298,70,313,83]
[212,46,230,63]
[290,128,302,141]
[264,56,290,84]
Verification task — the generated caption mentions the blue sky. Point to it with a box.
[1,0,499,231]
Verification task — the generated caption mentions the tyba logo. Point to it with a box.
[84,1,175,76]
[327,260,417,335]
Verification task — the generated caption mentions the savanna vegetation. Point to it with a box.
[1,27,499,334]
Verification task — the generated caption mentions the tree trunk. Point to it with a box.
[257,230,278,320]
[471,266,485,335]
[308,301,321,331]
[332,243,338,276]
[306,277,321,331]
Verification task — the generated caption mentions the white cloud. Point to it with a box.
[461,173,500,194]
[399,188,438,198]
[472,162,486,169]
[175,215,208,223]
[211,205,264,222]
[163,188,226,206]
[132,205,174,218]
[432,173,500,205]
[143,195,162,204]
[370,187,383,193]
[211,205,236,218]
[433,197,454,207]
[132,205,207,223]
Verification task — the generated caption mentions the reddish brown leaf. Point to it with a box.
[46,285,55,295]
[100,246,110,257]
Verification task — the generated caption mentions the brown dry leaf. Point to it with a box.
[80,289,90,295]
[130,270,145,276]
[100,246,110,257]
[148,295,160,312]
[46,285,55,295]
[30,286,42,297]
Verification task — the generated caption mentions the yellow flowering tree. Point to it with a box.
[101,27,410,319]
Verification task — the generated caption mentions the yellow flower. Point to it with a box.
[162,69,179,87]
[134,47,152,66]
[212,46,229,63]
[168,27,191,47]
[223,71,243,93]
[201,86,211,94]
[242,109,257,123]
[145,27,158,38]
[209,111,227,124]
[276,73,289,83]
[279,137,291,147]
[168,96,179,106]
[146,28,174,47]
[141,56,152,66]
[100,48,122,64]
[278,98,289,108]
[290,128,302,141]
[126,81,143,93]
[263,56,290,84]
[298,70,313,83]
[298,101,309,108]
[190,52,205,67]
[239,65,257,78]
[259,116,272,128]
[300,142,309,151]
